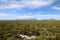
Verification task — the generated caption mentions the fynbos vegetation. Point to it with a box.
[0,20,60,40]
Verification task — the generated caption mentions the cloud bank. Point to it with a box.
[51,6,60,11]
[0,0,55,9]
[16,14,60,20]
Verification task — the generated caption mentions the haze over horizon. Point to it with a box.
[0,0,60,20]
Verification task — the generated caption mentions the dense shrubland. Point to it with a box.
[0,20,60,40]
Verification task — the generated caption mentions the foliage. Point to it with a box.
[0,20,60,40]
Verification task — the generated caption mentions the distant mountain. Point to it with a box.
[16,19,37,21]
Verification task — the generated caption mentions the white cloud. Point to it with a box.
[22,0,55,8]
[0,3,25,9]
[0,0,55,9]
[17,15,34,19]
[0,13,19,20]
[35,14,60,16]
[0,13,8,16]
[35,14,60,20]
[0,14,60,20]
[51,6,60,10]
[0,13,18,16]
[16,14,60,20]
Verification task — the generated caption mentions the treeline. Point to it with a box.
[0,20,60,40]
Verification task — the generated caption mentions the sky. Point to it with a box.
[0,0,60,20]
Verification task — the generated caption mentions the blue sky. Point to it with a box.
[0,0,60,20]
